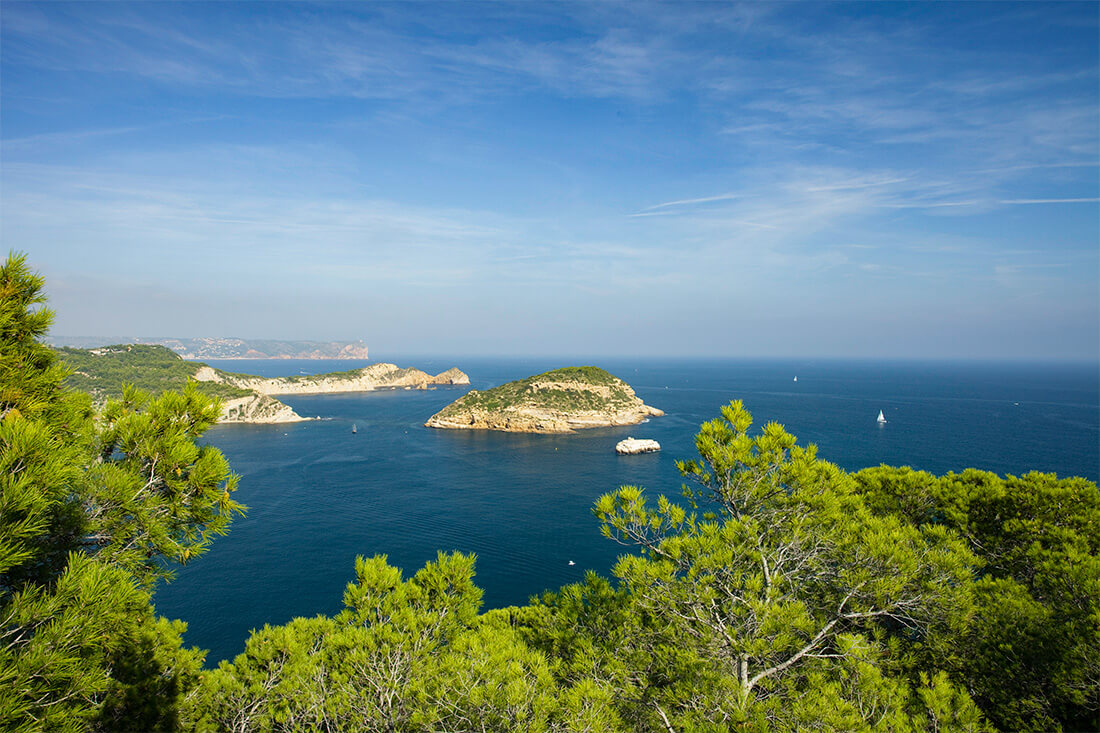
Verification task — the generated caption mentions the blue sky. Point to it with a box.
[2,2,1097,359]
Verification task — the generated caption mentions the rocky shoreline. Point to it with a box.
[200,363,470,424]
[425,367,662,434]
[615,437,661,455]
[425,402,662,433]
[218,394,309,424]
[198,363,468,396]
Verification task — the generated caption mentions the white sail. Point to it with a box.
[877,410,886,423]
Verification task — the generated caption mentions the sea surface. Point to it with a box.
[154,357,1099,665]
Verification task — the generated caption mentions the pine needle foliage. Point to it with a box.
[0,253,242,730]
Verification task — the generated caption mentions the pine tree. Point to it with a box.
[588,400,987,730]
[854,465,1100,732]
[0,253,242,730]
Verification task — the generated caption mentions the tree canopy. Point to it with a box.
[0,253,242,731]
[853,465,1100,731]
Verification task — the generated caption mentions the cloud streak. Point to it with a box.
[637,193,742,212]
[999,198,1100,205]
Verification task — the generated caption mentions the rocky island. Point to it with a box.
[425,366,663,433]
[616,437,661,455]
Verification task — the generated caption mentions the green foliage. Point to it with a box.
[854,465,1100,732]
[198,400,1003,732]
[56,344,251,404]
[435,365,636,417]
[89,384,244,585]
[0,554,149,732]
[186,553,582,731]
[588,401,984,730]
[0,253,240,729]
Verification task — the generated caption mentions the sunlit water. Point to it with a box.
[154,357,1099,664]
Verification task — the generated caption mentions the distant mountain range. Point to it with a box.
[47,336,369,360]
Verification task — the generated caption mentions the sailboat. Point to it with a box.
[876,410,887,424]
[351,424,358,434]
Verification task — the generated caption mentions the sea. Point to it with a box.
[153,357,1099,665]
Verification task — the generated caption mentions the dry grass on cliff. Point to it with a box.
[435,366,636,417]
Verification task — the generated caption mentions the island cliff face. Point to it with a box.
[196,363,469,396]
[56,344,469,425]
[195,363,470,423]
[218,394,308,423]
[424,366,663,434]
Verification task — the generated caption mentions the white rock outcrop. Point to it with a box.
[218,394,308,424]
[615,437,660,455]
[195,362,468,425]
[197,363,469,395]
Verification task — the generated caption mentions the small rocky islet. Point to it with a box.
[424,366,663,433]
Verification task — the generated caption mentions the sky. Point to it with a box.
[2,2,1097,360]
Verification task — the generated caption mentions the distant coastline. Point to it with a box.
[48,336,370,361]
[55,344,468,425]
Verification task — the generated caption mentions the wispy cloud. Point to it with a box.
[637,193,742,212]
[1,116,230,150]
[878,200,981,209]
[999,198,1100,205]
[973,161,1099,174]
[805,177,909,192]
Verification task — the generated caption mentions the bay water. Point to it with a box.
[154,357,1099,665]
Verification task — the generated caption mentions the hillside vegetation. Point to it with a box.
[56,345,468,425]
[432,366,639,418]
[56,344,252,404]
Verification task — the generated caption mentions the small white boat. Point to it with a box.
[568,560,575,566]
[876,410,887,424]
[352,424,358,434]
[793,376,798,382]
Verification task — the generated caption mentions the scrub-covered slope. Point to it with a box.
[425,366,663,433]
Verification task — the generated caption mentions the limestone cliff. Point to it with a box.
[218,394,308,424]
[57,343,465,426]
[425,366,663,434]
[196,363,470,396]
[195,362,470,424]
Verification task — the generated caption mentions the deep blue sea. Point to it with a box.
[154,357,1099,665]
